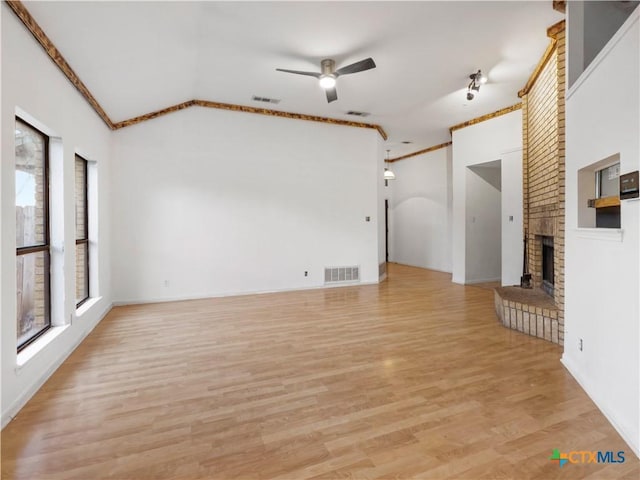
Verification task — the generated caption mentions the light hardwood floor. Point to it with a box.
[2,264,638,479]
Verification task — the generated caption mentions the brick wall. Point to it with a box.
[521,22,566,345]
[75,158,88,302]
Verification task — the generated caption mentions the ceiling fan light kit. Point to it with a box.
[319,75,336,89]
[277,57,376,103]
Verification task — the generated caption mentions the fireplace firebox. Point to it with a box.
[541,236,554,297]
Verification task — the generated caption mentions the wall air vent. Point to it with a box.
[324,266,360,284]
[346,111,370,117]
[251,96,281,104]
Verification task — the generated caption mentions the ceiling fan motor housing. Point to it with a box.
[321,59,336,76]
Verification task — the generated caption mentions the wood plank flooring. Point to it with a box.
[2,264,637,479]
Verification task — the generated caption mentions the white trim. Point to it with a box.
[574,228,623,242]
[465,277,501,285]
[561,355,640,458]
[389,262,453,275]
[567,8,640,101]
[74,147,98,164]
[2,302,113,430]
[16,325,69,368]
[14,106,61,138]
[76,296,102,317]
[113,282,381,307]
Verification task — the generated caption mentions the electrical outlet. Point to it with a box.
[579,338,583,351]
[163,280,169,287]
[304,271,308,277]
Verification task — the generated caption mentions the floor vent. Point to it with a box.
[324,266,360,284]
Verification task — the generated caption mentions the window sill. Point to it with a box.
[17,325,69,369]
[76,296,102,317]
[574,228,623,242]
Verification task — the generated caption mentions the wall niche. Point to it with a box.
[578,153,621,229]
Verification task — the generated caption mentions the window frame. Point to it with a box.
[75,155,90,308]
[16,117,52,352]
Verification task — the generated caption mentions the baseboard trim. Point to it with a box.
[113,281,381,306]
[388,262,452,275]
[561,354,639,459]
[465,277,501,285]
[1,302,113,430]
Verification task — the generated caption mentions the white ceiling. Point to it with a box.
[23,1,563,157]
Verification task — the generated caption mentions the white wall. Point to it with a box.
[501,149,524,286]
[377,138,386,274]
[451,111,522,284]
[563,9,639,457]
[465,162,502,283]
[111,107,381,303]
[388,146,452,273]
[1,6,113,427]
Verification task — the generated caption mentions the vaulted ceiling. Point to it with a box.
[21,1,563,157]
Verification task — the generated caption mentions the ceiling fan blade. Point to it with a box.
[325,87,338,103]
[276,68,321,78]
[334,57,376,76]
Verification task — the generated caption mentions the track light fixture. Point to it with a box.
[466,70,487,101]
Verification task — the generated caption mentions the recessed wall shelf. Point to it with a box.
[587,195,620,208]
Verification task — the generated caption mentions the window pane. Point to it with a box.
[76,242,89,304]
[15,120,46,248]
[75,158,87,240]
[17,251,50,347]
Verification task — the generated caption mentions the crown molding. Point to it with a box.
[110,101,195,129]
[6,0,388,140]
[388,141,451,163]
[518,20,565,98]
[449,103,522,134]
[5,0,115,129]
[546,19,566,39]
[552,1,566,14]
[111,99,387,139]
[518,39,557,98]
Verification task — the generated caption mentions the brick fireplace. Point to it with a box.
[541,236,554,297]
[495,20,565,346]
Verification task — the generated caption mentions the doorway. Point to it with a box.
[385,199,389,262]
[465,160,502,283]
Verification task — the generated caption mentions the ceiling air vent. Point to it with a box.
[346,111,370,117]
[251,95,281,104]
[324,266,360,284]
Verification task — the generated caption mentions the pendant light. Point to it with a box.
[384,150,396,180]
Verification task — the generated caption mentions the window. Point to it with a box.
[578,154,622,229]
[15,118,51,350]
[75,155,89,307]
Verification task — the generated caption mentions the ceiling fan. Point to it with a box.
[276,57,376,103]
